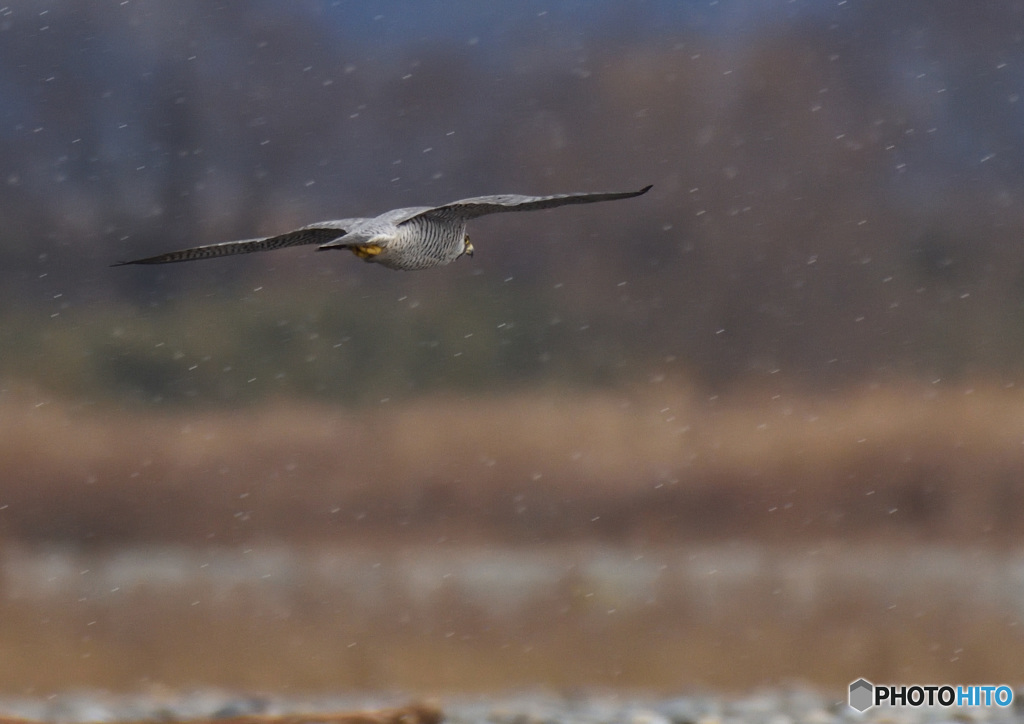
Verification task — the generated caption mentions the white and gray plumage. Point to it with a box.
[113,185,652,271]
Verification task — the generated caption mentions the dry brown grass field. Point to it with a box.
[2,381,1024,692]
[1,381,1023,546]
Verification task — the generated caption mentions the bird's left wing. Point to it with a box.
[400,185,652,224]
[112,220,358,266]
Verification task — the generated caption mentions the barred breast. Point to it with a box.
[378,217,468,270]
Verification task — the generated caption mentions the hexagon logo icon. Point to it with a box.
[849,678,874,712]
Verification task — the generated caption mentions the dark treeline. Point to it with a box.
[4,1,1024,401]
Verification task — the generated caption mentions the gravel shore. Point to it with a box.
[0,689,1021,724]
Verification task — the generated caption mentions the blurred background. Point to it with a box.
[2,0,1024,694]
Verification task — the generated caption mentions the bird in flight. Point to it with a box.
[113,185,652,271]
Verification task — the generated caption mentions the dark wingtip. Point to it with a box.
[111,256,167,266]
[638,184,653,195]
[111,259,154,267]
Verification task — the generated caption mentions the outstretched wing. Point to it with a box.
[111,220,357,266]
[401,185,652,224]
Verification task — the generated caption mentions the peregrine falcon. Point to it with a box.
[113,185,652,271]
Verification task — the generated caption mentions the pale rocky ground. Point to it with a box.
[0,689,1020,724]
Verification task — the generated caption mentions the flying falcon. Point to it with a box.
[113,185,652,271]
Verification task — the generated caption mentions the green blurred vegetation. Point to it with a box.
[2,276,654,406]
[80,257,1024,408]
[8,257,1024,407]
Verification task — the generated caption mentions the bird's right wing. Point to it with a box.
[112,220,358,266]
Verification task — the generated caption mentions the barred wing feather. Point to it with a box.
[112,222,355,266]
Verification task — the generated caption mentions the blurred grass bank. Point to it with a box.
[1,543,1020,693]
